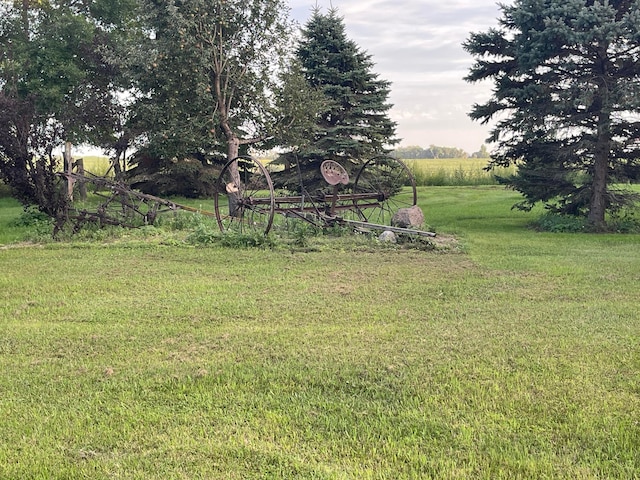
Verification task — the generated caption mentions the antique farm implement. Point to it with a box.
[59,154,435,238]
[213,155,435,237]
[59,171,217,229]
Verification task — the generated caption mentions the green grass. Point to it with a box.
[0,186,639,478]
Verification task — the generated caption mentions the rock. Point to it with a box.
[391,205,424,229]
[378,230,397,243]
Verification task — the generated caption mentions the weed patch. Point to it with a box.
[532,212,588,232]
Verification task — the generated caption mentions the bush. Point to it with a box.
[533,209,640,233]
[5,207,54,242]
[532,212,587,232]
[608,211,640,233]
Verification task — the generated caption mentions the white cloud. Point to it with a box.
[289,0,507,152]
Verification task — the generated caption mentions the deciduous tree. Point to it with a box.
[128,0,316,196]
[0,0,131,228]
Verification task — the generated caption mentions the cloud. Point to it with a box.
[289,0,506,152]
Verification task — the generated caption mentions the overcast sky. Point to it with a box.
[288,0,507,154]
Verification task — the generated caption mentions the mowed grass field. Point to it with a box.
[0,181,639,478]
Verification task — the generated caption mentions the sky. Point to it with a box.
[288,0,507,154]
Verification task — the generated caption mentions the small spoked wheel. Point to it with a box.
[352,156,417,224]
[214,156,276,235]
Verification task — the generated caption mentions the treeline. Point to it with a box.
[0,1,400,209]
[392,144,490,159]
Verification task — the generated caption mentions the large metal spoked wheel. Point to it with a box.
[214,156,275,235]
[352,156,417,225]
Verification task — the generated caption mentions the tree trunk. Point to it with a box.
[589,140,608,230]
[588,71,611,231]
[226,132,241,217]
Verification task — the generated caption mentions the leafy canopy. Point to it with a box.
[0,0,135,227]
[126,0,320,196]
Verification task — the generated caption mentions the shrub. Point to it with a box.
[532,212,587,232]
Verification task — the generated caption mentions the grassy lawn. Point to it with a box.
[1,186,639,478]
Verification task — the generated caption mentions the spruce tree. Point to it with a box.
[465,0,640,229]
[278,7,398,189]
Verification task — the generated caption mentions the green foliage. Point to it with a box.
[0,0,135,220]
[126,0,316,193]
[7,207,53,241]
[606,210,640,234]
[299,7,397,156]
[465,0,640,228]
[184,222,220,245]
[186,224,276,249]
[9,208,51,228]
[279,7,398,191]
[471,144,491,159]
[535,210,640,234]
[533,212,588,233]
[393,145,470,159]
[160,211,210,231]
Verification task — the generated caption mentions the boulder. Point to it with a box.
[378,230,397,243]
[391,205,424,229]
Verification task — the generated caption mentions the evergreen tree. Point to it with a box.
[465,0,640,229]
[276,7,398,191]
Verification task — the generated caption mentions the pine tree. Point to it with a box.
[465,0,640,230]
[277,7,398,190]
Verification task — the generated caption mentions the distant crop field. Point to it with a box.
[404,158,516,186]
[406,157,490,171]
[77,156,113,177]
[72,156,512,187]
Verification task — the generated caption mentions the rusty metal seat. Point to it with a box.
[320,160,349,186]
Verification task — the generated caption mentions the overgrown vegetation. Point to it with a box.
[534,210,640,234]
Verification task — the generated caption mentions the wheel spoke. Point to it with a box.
[353,156,417,225]
[214,156,275,235]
